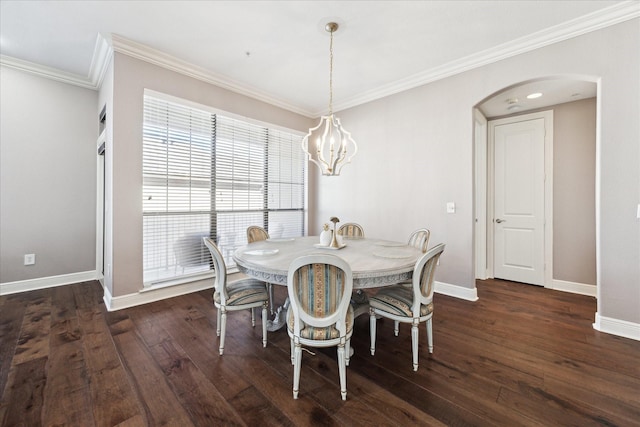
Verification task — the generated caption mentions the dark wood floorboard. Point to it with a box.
[1,278,639,426]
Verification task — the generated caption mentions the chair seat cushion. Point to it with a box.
[214,279,268,306]
[369,286,433,317]
[287,305,354,340]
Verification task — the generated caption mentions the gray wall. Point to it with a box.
[313,19,639,324]
[0,66,98,283]
[102,53,313,298]
[553,98,596,286]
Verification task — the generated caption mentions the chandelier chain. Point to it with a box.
[328,28,334,117]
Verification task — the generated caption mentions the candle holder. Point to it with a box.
[329,216,341,248]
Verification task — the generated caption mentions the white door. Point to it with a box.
[493,117,545,285]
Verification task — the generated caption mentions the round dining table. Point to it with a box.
[233,235,422,288]
[233,235,422,331]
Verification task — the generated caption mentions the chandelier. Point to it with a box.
[302,22,357,176]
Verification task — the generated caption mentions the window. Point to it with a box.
[142,94,306,285]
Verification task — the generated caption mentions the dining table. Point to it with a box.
[233,235,422,331]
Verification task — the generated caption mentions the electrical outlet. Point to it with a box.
[446,202,456,213]
[24,254,35,265]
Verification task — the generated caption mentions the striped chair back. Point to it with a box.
[247,226,269,243]
[337,223,365,238]
[408,228,430,253]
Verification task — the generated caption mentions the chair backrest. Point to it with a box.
[411,243,445,316]
[287,254,353,337]
[337,223,365,238]
[247,226,269,243]
[203,237,228,302]
[408,228,430,253]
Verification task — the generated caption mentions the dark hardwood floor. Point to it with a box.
[1,278,639,426]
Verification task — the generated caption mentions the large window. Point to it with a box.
[142,94,306,285]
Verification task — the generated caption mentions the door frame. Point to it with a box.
[483,110,554,288]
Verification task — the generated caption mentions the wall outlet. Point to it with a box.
[446,202,456,213]
[24,254,35,265]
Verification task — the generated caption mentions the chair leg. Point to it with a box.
[411,321,419,371]
[427,317,433,353]
[369,310,377,356]
[337,343,347,401]
[345,338,351,366]
[290,338,295,365]
[219,309,227,355]
[262,304,268,348]
[216,307,221,337]
[251,308,256,327]
[293,342,302,399]
[394,320,400,336]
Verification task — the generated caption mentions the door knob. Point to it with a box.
[495,218,506,223]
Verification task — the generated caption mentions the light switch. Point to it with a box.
[446,202,456,213]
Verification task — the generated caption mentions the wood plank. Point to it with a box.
[12,294,51,365]
[42,315,95,426]
[78,307,143,426]
[110,325,196,426]
[0,294,29,396]
[0,356,47,426]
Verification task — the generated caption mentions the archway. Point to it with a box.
[473,76,599,298]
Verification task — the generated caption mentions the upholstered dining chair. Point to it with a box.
[408,228,430,253]
[337,223,365,238]
[247,225,269,243]
[203,237,269,355]
[287,254,354,400]
[392,228,432,334]
[369,243,445,371]
[246,225,276,314]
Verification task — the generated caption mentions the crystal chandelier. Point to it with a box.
[302,22,357,176]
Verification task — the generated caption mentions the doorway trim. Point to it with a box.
[483,110,554,288]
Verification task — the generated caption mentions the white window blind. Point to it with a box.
[143,95,305,285]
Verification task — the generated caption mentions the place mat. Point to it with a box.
[244,249,279,256]
[375,241,408,247]
[373,248,415,259]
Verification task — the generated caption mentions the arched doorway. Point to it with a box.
[474,76,598,297]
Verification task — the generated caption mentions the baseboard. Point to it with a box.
[551,279,596,297]
[0,270,98,295]
[435,281,479,301]
[593,313,640,341]
[103,278,214,311]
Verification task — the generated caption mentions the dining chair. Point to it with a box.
[337,223,365,238]
[408,228,430,253]
[369,243,445,371]
[246,225,269,243]
[246,225,276,314]
[203,237,269,355]
[392,228,432,334]
[287,254,354,400]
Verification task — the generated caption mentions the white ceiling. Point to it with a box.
[1,1,636,117]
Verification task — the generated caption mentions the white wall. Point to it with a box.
[315,19,639,326]
[0,66,98,284]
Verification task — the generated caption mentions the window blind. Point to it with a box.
[143,95,305,285]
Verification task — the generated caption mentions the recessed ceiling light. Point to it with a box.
[527,92,542,99]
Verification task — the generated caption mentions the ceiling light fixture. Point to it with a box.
[302,22,357,176]
[527,92,542,99]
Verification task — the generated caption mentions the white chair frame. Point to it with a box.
[203,237,268,355]
[369,243,445,371]
[287,254,354,400]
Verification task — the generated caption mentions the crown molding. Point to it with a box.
[109,34,314,117]
[330,1,640,114]
[0,54,96,89]
[2,1,637,116]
